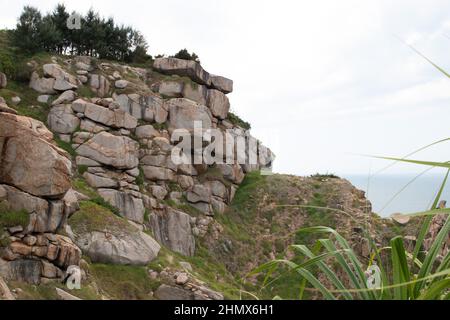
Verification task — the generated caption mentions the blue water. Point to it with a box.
[344,173,450,217]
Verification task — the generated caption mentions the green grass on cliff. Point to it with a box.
[0,200,29,247]
[69,201,134,234]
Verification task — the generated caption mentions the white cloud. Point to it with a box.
[1,0,450,175]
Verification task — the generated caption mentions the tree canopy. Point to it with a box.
[12,4,151,63]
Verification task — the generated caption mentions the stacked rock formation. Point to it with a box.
[0,111,81,284]
[0,54,273,288]
[31,56,274,260]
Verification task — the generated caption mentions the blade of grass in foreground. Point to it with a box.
[413,215,450,297]
[391,236,411,299]
[298,227,374,299]
[412,169,450,263]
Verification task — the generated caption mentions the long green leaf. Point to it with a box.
[414,215,450,297]
[413,169,450,263]
[391,236,411,299]
[291,244,354,300]
[417,278,450,300]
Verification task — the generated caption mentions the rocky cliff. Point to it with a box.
[0,53,443,300]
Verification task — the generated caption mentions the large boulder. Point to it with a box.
[51,90,77,106]
[43,64,78,87]
[150,208,195,256]
[70,202,160,265]
[76,131,139,169]
[0,113,72,197]
[168,98,212,132]
[206,89,230,119]
[73,99,137,129]
[47,104,80,134]
[97,189,145,223]
[182,82,207,105]
[29,72,56,94]
[186,184,211,203]
[153,58,211,86]
[210,75,233,94]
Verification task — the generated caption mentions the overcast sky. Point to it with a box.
[2,0,450,177]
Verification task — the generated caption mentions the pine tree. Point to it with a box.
[13,6,43,54]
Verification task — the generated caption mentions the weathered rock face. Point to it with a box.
[47,104,80,134]
[206,89,230,120]
[1,233,81,284]
[153,58,233,94]
[73,227,160,266]
[154,58,211,86]
[89,74,110,97]
[73,99,138,129]
[0,98,17,115]
[168,98,212,131]
[29,72,56,94]
[150,208,195,256]
[0,72,7,89]
[210,74,233,94]
[76,131,139,169]
[98,189,145,223]
[0,113,72,198]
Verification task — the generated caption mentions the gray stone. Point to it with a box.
[47,104,80,134]
[135,125,160,139]
[37,95,51,104]
[98,189,145,223]
[154,284,195,300]
[0,113,72,197]
[11,96,21,105]
[115,79,129,89]
[158,81,183,97]
[89,74,110,97]
[54,78,77,91]
[72,226,160,266]
[76,131,139,169]
[83,172,118,188]
[206,89,230,119]
[182,82,207,105]
[187,184,211,203]
[210,74,233,93]
[143,166,175,181]
[150,208,195,256]
[168,98,212,132]
[29,72,56,94]
[79,99,137,129]
[150,185,168,200]
[52,90,77,106]
[153,58,211,86]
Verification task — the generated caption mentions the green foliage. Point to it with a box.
[11,4,152,63]
[89,197,121,217]
[69,201,131,233]
[77,165,88,175]
[172,49,200,64]
[135,166,145,188]
[253,144,450,300]
[0,201,29,229]
[227,111,251,130]
[54,136,76,158]
[0,200,29,246]
[89,264,159,300]
[72,178,98,199]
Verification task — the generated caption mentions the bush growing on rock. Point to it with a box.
[173,49,200,64]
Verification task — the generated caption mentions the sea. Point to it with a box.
[344,173,450,217]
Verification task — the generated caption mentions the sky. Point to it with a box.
[2,0,450,177]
